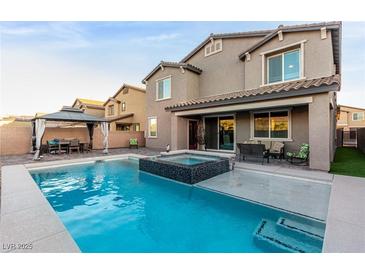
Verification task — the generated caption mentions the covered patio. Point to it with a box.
[31,106,109,160]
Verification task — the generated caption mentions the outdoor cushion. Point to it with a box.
[270,142,284,153]
[130,138,138,145]
[287,143,309,159]
[260,141,271,150]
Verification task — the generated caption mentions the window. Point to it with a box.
[133,123,140,132]
[121,102,126,112]
[353,112,364,121]
[267,49,300,84]
[116,123,130,131]
[252,110,290,139]
[156,77,171,100]
[204,39,223,57]
[108,105,114,116]
[148,117,157,137]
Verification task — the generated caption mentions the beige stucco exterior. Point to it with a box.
[337,105,365,129]
[244,30,335,90]
[144,22,340,171]
[104,85,146,132]
[72,99,105,118]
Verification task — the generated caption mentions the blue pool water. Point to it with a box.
[159,154,218,165]
[30,159,323,252]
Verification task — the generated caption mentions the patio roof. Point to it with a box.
[33,106,106,123]
[165,74,341,112]
[106,113,134,122]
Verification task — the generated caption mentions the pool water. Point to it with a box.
[30,159,323,253]
[159,154,219,165]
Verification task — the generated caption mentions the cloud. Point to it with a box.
[132,33,180,43]
[0,22,91,49]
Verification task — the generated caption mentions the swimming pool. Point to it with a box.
[30,159,324,253]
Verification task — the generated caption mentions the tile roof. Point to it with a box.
[106,113,134,122]
[142,61,203,83]
[165,75,340,111]
[77,98,105,106]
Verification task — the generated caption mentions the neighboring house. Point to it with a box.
[142,21,341,171]
[337,105,365,130]
[72,98,105,117]
[103,83,146,132]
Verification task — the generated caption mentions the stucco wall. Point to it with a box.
[0,125,32,155]
[145,68,198,149]
[308,93,331,171]
[337,106,365,129]
[186,36,264,97]
[0,125,146,156]
[244,30,335,90]
[235,105,309,153]
[105,87,146,132]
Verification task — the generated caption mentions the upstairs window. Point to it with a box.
[156,77,171,100]
[121,101,126,112]
[107,105,114,116]
[204,39,223,57]
[352,112,364,121]
[267,49,301,84]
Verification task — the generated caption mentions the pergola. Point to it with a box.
[31,106,109,160]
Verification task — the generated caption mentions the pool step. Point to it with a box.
[253,219,323,253]
[276,217,325,242]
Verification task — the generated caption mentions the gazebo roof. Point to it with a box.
[34,106,106,123]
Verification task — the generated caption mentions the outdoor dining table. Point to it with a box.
[57,140,70,154]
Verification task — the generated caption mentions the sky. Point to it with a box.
[1,21,364,116]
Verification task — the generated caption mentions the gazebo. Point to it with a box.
[31,106,109,160]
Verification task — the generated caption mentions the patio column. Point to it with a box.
[30,120,36,153]
[308,93,331,171]
[33,118,46,160]
[171,115,188,151]
[87,123,95,149]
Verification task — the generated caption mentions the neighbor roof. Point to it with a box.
[72,98,105,109]
[165,75,340,112]
[239,21,342,74]
[103,83,146,106]
[338,105,365,112]
[142,61,202,83]
[34,106,106,122]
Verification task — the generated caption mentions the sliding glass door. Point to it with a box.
[204,115,235,151]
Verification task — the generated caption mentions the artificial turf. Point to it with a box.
[330,147,365,178]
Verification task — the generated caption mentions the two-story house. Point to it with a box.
[337,105,365,130]
[103,83,146,132]
[142,22,341,171]
[72,98,105,118]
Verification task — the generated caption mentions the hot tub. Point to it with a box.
[139,153,230,184]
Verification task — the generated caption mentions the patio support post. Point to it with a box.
[87,123,95,149]
[32,118,46,160]
[171,115,188,150]
[30,120,36,153]
[308,93,331,171]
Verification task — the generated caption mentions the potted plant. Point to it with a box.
[197,122,207,151]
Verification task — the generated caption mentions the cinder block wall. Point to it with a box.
[0,125,146,156]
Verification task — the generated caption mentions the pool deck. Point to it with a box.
[322,175,365,252]
[197,166,332,221]
[1,150,364,252]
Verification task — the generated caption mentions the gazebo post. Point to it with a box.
[30,120,36,153]
[87,123,95,149]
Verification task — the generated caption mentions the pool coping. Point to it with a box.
[0,153,146,253]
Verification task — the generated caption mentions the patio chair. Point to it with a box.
[269,141,285,160]
[237,143,269,164]
[286,143,309,165]
[69,139,80,154]
[82,142,92,153]
[129,138,138,149]
[47,139,59,154]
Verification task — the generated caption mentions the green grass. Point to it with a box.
[330,147,365,178]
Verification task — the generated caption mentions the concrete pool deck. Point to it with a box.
[1,151,364,252]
